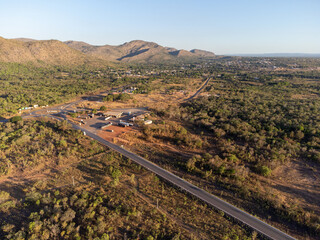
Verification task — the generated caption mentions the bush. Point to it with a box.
[257,165,272,177]
[69,112,78,118]
[100,106,107,111]
[0,191,10,203]
[103,95,114,102]
[10,116,22,123]
[103,93,132,102]
[117,93,132,101]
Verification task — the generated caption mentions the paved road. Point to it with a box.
[72,125,296,240]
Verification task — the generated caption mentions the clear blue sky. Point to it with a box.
[0,0,319,54]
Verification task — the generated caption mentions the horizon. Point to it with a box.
[1,0,319,55]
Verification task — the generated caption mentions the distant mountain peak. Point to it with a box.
[190,49,215,57]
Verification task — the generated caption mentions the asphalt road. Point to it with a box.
[72,125,296,240]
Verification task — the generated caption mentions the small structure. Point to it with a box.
[135,114,145,120]
[78,115,88,119]
[144,120,152,125]
[118,121,130,127]
[101,122,112,129]
[106,111,123,118]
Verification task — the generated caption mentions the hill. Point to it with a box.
[190,49,216,57]
[65,40,216,62]
[0,37,216,64]
[0,37,102,66]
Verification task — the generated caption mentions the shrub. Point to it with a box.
[100,106,107,111]
[59,140,68,148]
[69,112,78,118]
[0,191,10,203]
[103,95,114,102]
[10,116,22,123]
[258,165,272,177]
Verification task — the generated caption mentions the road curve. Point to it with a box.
[72,125,296,240]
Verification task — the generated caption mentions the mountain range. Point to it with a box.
[0,37,215,65]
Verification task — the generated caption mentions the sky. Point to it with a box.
[0,0,319,55]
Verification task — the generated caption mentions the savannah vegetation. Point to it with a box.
[0,57,320,239]
[0,63,113,116]
[120,59,320,239]
[0,119,254,240]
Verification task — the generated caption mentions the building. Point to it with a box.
[144,120,152,125]
[106,111,123,118]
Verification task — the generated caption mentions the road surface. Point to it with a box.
[186,77,211,101]
[72,124,296,240]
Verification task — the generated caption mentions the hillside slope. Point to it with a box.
[65,40,216,62]
[0,37,101,66]
[0,37,216,64]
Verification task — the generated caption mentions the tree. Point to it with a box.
[10,116,22,123]
[258,165,272,177]
[103,95,114,102]
[100,106,107,111]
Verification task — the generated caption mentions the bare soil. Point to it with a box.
[98,125,133,142]
[269,160,320,215]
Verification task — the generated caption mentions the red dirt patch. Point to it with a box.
[98,125,134,142]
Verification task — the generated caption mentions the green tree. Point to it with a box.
[258,165,272,177]
[100,106,107,111]
[10,116,22,123]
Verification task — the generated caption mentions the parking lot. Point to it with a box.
[79,107,149,135]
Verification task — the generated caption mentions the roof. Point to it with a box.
[106,111,123,116]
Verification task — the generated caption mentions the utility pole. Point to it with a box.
[72,176,75,186]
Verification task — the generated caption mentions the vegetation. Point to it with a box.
[103,93,132,102]
[121,62,320,239]
[0,120,253,240]
[0,119,104,177]
[0,63,113,116]
[1,56,320,239]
